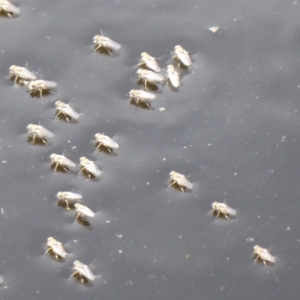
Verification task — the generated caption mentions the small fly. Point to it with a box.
[167,65,180,88]
[50,153,76,173]
[139,52,161,72]
[74,203,95,221]
[9,65,36,83]
[71,260,97,283]
[22,79,57,97]
[0,0,20,17]
[45,237,68,260]
[27,124,54,145]
[212,202,236,219]
[129,89,156,108]
[93,30,121,55]
[95,133,119,153]
[253,245,276,265]
[173,45,192,67]
[56,191,82,210]
[79,157,101,178]
[55,101,79,123]
[137,69,164,88]
[169,171,193,192]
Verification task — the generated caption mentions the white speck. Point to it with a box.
[2,161,7,163]
[162,158,166,161]
[116,235,123,238]
[208,143,212,146]
[246,237,254,242]
[106,220,111,223]
[287,226,291,231]
[281,136,286,142]
[159,107,165,111]
[118,250,123,253]
[146,182,150,185]
[234,172,237,176]
[208,26,220,33]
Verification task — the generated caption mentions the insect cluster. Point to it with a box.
[3,8,277,288]
[130,45,191,109]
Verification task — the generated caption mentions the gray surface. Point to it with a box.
[0,0,299,299]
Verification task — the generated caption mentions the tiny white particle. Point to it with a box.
[116,235,123,238]
[2,161,7,163]
[159,107,165,111]
[208,26,220,33]
[118,250,123,253]
[287,226,291,231]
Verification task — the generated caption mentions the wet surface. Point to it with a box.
[0,0,300,299]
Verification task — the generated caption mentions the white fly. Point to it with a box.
[0,0,20,17]
[50,153,76,172]
[129,89,156,108]
[139,52,161,72]
[27,124,54,145]
[93,30,121,54]
[45,237,68,260]
[173,45,192,67]
[169,171,193,192]
[212,202,236,219]
[79,157,101,178]
[74,203,95,220]
[137,69,165,88]
[253,245,276,265]
[55,101,79,122]
[56,191,82,210]
[9,65,36,82]
[167,65,180,88]
[22,79,57,97]
[95,133,119,153]
[71,260,96,283]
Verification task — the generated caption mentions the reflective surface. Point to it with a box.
[0,0,299,298]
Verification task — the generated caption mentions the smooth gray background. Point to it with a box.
[0,0,299,299]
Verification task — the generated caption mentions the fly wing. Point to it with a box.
[169,72,180,88]
[43,80,57,88]
[65,192,82,200]
[40,126,54,138]
[86,161,101,177]
[146,59,161,73]
[260,249,276,263]
[52,242,67,258]
[225,205,237,216]
[61,156,76,168]
[107,38,121,50]
[3,1,20,14]
[138,90,156,100]
[22,68,36,81]
[178,51,192,67]
[82,265,95,281]
[103,136,119,149]
[61,104,80,120]
[177,175,193,189]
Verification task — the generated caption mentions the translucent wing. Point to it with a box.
[106,37,121,50]
[57,192,82,201]
[56,102,80,120]
[39,126,54,138]
[2,0,20,15]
